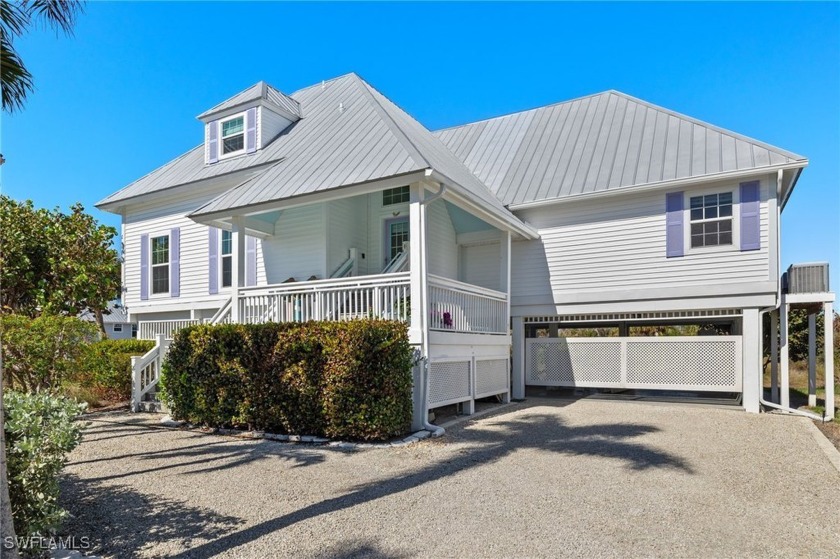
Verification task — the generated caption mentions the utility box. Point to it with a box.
[783,262,830,294]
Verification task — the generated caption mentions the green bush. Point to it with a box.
[1,314,98,392]
[161,320,413,440]
[4,391,86,546]
[74,339,155,401]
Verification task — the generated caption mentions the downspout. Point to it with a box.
[757,170,829,421]
[419,182,446,436]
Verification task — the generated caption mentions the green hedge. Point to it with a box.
[75,339,155,401]
[4,391,86,547]
[160,320,413,440]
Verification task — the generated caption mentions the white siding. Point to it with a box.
[124,195,222,309]
[258,106,294,149]
[366,191,409,273]
[461,242,502,291]
[427,200,459,279]
[327,196,368,276]
[511,176,773,304]
[105,323,133,340]
[261,205,326,283]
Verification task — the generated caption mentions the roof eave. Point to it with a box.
[507,161,809,211]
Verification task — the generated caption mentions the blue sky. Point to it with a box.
[2,1,838,299]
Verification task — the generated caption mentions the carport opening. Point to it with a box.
[524,313,743,406]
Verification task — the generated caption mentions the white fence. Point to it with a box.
[428,275,507,334]
[138,319,202,340]
[237,273,411,324]
[526,336,742,392]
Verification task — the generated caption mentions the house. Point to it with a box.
[79,303,135,340]
[96,73,834,428]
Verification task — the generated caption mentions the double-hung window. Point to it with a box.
[689,192,733,248]
[221,115,245,156]
[151,235,170,294]
[221,230,233,288]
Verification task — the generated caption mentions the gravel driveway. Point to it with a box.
[60,399,840,558]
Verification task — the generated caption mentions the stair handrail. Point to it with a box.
[210,296,233,324]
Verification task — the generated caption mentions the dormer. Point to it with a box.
[197,81,301,165]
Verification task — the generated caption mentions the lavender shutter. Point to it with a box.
[740,181,761,251]
[140,233,149,300]
[170,228,180,297]
[245,108,257,154]
[246,236,257,286]
[665,192,684,258]
[208,120,219,164]
[208,227,219,295]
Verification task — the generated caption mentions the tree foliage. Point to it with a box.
[0,196,121,323]
[0,0,85,112]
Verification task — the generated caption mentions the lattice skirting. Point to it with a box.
[526,336,742,392]
[475,358,509,399]
[428,360,471,407]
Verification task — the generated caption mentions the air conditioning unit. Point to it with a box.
[783,262,830,294]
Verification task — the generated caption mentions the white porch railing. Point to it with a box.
[428,274,508,334]
[138,319,202,340]
[237,272,411,324]
[131,334,170,411]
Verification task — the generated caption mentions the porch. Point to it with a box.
[134,179,527,429]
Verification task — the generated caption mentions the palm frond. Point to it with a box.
[0,0,30,37]
[22,0,83,35]
[1,34,33,113]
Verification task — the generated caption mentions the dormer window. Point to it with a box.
[221,115,245,155]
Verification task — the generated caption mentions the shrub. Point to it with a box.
[161,320,413,440]
[4,391,86,546]
[1,314,98,392]
[74,339,155,402]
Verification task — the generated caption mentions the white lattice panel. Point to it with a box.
[626,339,740,390]
[429,360,471,407]
[526,336,742,392]
[527,340,622,386]
[475,358,509,398]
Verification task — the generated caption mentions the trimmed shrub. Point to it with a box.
[161,320,413,440]
[74,339,155,401]
[1,314,98,392]
[4,391,86,546]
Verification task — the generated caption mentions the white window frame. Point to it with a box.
[382,185,410,206]
[112,323,123,333]
[149,232,171,297]
[682,186,741,255]
[218,111,247,160]
[220,229,233,289]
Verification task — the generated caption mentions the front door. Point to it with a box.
[384,217,409,267]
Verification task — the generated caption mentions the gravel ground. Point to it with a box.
[60,399,840,558]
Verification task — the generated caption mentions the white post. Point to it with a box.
[408,183,427,431]
[808,312,817,407]
[824,302,835,420]
[501,229,512,342]
[780,300,790,409]
[770,310,779,403]
[742,308,761,413]
[130,355,141,412]
[231,218,246,323]
[511,317,525,400]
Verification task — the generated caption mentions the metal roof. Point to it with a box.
[191,74,526,233]
[196,81,301,120]
[78,303,130,324]
[434,90,807,207]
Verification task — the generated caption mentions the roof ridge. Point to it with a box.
[289,72,358,98]
[351,74,431,170]
[606,90,806,161]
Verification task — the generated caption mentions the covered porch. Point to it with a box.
[137,176,536,427]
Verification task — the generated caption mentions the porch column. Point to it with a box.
[824,302,835,420]
[808,311,817,407]
[770,310,779,403]
[742,308,761,413]
[511,316,526,400]
[231,217,246,323]
[780,301,790,409]
[408,183,428,431]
